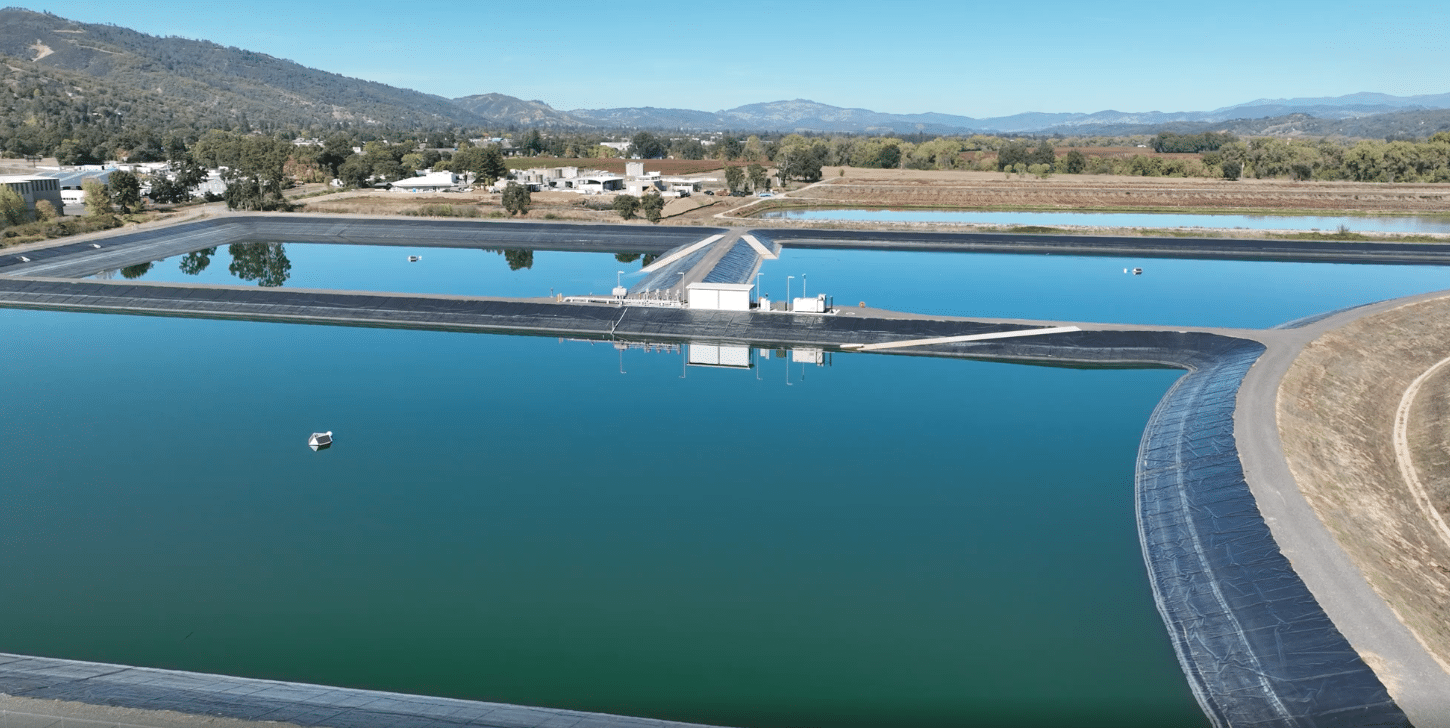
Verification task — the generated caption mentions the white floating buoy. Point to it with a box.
[308,431,333,451]
[1133,267,1144,275]
[407,255,421,262]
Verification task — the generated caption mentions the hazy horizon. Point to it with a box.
[13,0,1448,118]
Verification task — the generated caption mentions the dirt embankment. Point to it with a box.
[787,169,1450,214]
[1278,296,1450,672]
[297,189,746,225]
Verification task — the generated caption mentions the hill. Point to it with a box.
[0,7,488,130]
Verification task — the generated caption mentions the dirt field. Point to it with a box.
[1278,296,1450,673]
[296,188,751,224]
[776,167,1450,215]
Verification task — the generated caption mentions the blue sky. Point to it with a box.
[19,0,1449,117]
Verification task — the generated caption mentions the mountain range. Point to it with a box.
[2,7,1448,138]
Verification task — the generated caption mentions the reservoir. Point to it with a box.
[757,248,1450,327]
[0,307,1203,728]
[94,242,656,297]
[758,208,1450,234]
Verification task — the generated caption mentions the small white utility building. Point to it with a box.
[391,171,458,193]
[686,282,754,311]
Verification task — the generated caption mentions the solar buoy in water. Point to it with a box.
[407,255,421,262]
[308,431,333,451]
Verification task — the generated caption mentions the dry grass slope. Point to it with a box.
[1278,296,1450,672]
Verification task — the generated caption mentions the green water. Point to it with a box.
[0,309,1201,728]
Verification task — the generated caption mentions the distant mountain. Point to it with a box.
[1037,108,1450,139]
[1221,92,1450,111]
[0,7,487,129]
[3,9,1447,140]
[477,93,1450,136]
[451,94,592,128]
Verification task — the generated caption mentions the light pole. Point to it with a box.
[787,275,793,308]
[617,270,624,288]
[803,274,807,299]
[756,272,763,307]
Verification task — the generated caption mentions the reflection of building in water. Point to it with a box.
[688,343,752,369]
[558,337,831,372]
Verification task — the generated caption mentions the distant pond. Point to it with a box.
[757,208,1450,233]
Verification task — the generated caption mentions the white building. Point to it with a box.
[686,282,754,311]
[391,171,460,193]
[0,175,64,216]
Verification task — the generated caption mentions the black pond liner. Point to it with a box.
[1135,335,1409,728]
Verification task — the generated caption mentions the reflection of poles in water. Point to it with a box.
[680,349,686,379]
[619,347,626,375]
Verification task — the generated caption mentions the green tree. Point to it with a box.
[228,243,292,287]
[319,135,354,178]
[1221,160,1243,181]
[746,163,767,192]
[716,135,743,161]
[501,182,531,216]
[523,129,546,156]
[777,138,826,182]
[337,155,372,187]
[1032,141,1055,168]
[629,131,667,159]
[614,253,641,263]
[640,192,665,223]
[109,171,142,214]
[725,166,745,195]
[33,199,57,222]
[1063,149,1086,174]
[0,186,28,226]
[612,194,640,220]
[83,178,112,217]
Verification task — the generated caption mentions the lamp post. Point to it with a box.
[787,275,793,309]
[617,270,624,288]
[756,272,763,307]
[803,274,807,299]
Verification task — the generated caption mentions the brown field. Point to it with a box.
[775,167,1450,215]
[504,157,731,175]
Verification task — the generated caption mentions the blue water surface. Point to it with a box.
[756,248,1450,327]
[0,308,1202,728]
[100,242,654,298]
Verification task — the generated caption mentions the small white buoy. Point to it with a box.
[308,431,333,451]
[407,255,421,262]
[1133,267,1143,275]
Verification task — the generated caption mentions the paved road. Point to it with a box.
[1236,293,1450,727]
